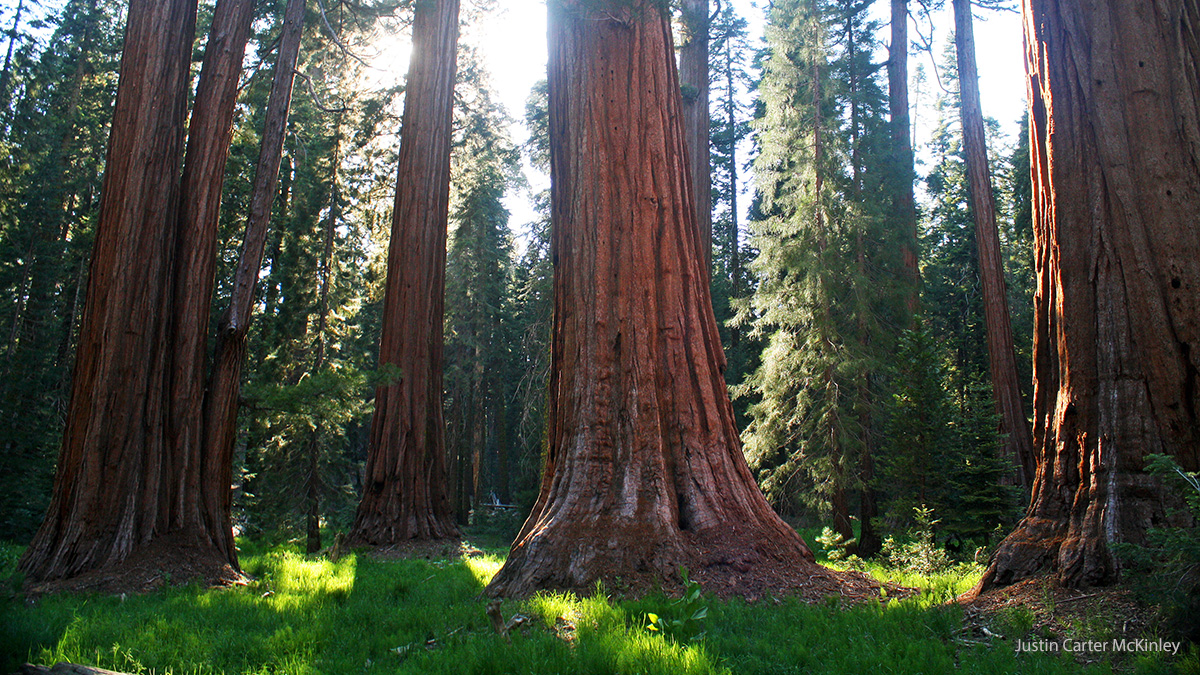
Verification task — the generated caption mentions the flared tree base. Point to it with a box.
[21,530,244,596]
[485,516,885,601]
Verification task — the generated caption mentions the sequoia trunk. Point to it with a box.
[974,0,1200,592]
[171,0,255,563]
[679,0,712,274]
[18,0,241,586]
[485,0,818,598]
[348,0,460,544]
[953,0,1035,487]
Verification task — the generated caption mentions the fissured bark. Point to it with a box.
[679,0,712,275]
[974,0,1200,592]
[485,0,816,599]
[348,0,460,545]
[18,0,245,586]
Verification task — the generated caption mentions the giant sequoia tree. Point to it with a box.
[485,0,827,599]
[18,0,244,585]
[348,0,460,544]
[975,0,1200,591]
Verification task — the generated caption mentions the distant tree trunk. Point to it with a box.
[348,0,460,545]
[305,127,340,555]
[846,8,881,559]
[722,29,743,344]
[679,0,711,276]
[485,0,818,599]
[888,0,920,316]
[0,0,24,123]
[496,394,510,504]
[974,0,1200,592]
[202,0,305,554]
[170,0,255,563]
[953,0,1035,488]
[17,0,242,586]
[470,343,485,508]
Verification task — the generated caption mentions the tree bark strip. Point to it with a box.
[679,0,712,276]
[486,0,817,599]
[348,0,460,545]
[974,0,1200,592]
[953,0,1035,487]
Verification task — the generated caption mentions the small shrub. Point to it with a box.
[882,505,952,576]
[646,568,709,643]
[814,527,857,562]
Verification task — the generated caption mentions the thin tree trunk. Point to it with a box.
[889,0,920,316]
[17,0,243,587]
[169,0,255,564]
[679,0,712,276]
[953,0,1035,488]
[470,342,485,508]
[0,0,24,123]
[348,0,460,545]
[202,0,305,555]
[974,0,1200,592]
[845,6,880,558]
[304,131,339,554]
[486,0,823,599]
[723,26,742,346]
[497,389,510,504]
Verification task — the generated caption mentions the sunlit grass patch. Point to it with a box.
[463,553,503,587]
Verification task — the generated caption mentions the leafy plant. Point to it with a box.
[815,527,857,562]
[646,567,709,643]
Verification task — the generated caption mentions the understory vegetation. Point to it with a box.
[3,535,1194,675]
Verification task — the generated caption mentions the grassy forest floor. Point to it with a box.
[1,530,1196,675]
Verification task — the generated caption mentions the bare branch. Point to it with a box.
[314,0,370,68]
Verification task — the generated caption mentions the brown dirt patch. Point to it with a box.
[957,575,1168,668]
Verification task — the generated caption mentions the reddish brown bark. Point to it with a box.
[17,0,242,586]
[202,0,306,550]
[485,0,817,599]
[171,0,255,564]
[888,0,920,316]
[679,0,712,275]
[348,0,460,545]
[974,0,1200,592]
[953,0,1035,488]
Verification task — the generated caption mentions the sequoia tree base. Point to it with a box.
[21,531,244,597]
[485,517,887,601]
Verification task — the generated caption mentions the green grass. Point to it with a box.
[0,539,1187,674]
